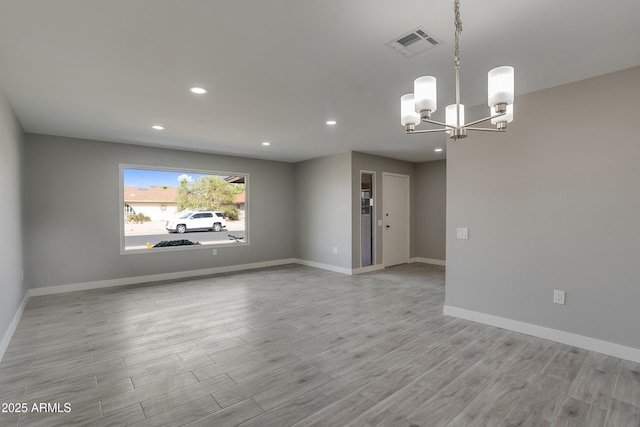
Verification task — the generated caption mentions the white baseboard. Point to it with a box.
[0,292,30,363]
[410,257,446,266]
[352,264,385,275]
[29,258,299,297]
[443,305,640,364]
[292,259,353,275]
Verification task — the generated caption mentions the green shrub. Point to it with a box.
[127,213,151,223]
[221,206,240,221]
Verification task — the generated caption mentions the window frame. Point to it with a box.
[119,163,249,255]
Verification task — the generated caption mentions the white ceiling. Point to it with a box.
[1,0,639,163]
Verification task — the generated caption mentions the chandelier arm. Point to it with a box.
[463,111,506,128]
[406,128,450,135]
[421,118,455,128]
[464,127,505,133]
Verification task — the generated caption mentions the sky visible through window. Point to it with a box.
[124,168,220,187]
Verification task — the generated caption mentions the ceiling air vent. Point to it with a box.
[397,33,421,47]
[386,26,441,58]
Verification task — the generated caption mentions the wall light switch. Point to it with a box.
[333,246,338,254]
[212,248,217,256]
[456,227,469,239]
[378,220,383,227]
[553,290,565,305]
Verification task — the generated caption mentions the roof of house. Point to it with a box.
[124,186,246,205]
[124,186,179,203]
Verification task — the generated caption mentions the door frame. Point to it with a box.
[382,172,410,267]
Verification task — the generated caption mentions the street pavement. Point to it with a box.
[124,220,246,250]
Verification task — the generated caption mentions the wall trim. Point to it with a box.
[352,264,385,275]
[410,257,446,266]
[0,292,30,363]
[443,305,640,364]
[293,259,353,275]
[29,258,299,297]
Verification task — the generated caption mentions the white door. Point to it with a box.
[383,173,410,267]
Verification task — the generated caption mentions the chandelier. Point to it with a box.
[400,0,514,139]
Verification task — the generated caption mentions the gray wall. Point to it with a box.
[446,66,640,349]
[23,134,296,288]
[294,152,352,269]
[415,160,446,261]
[351,152,416,268]
[0,90,25,351]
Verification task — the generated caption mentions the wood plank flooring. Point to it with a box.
[0,263,639,426]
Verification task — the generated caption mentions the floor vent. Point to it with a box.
[386,26,441,58]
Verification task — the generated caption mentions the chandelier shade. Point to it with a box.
[488,66,515,108]
[414,76,438,114]
[445,104,465,128]
[400,94,420,126]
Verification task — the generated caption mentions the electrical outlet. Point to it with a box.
[212,249,218,256]
[553,290,565,305]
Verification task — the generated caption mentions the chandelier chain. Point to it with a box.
[454,0,463,68]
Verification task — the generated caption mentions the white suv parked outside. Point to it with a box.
[166,211,227,233]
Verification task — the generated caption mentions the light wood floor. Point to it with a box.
[1,263,639,426]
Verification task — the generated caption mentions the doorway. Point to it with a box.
[360,172,375,267]
[383,173,410,267]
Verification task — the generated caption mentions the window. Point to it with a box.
[120,165,248,253]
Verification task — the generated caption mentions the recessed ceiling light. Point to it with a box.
[326,120,337,125]
[434,147,444,152]
[189,87,208,95]
[152,125,165,130]
[262,141,271,146]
